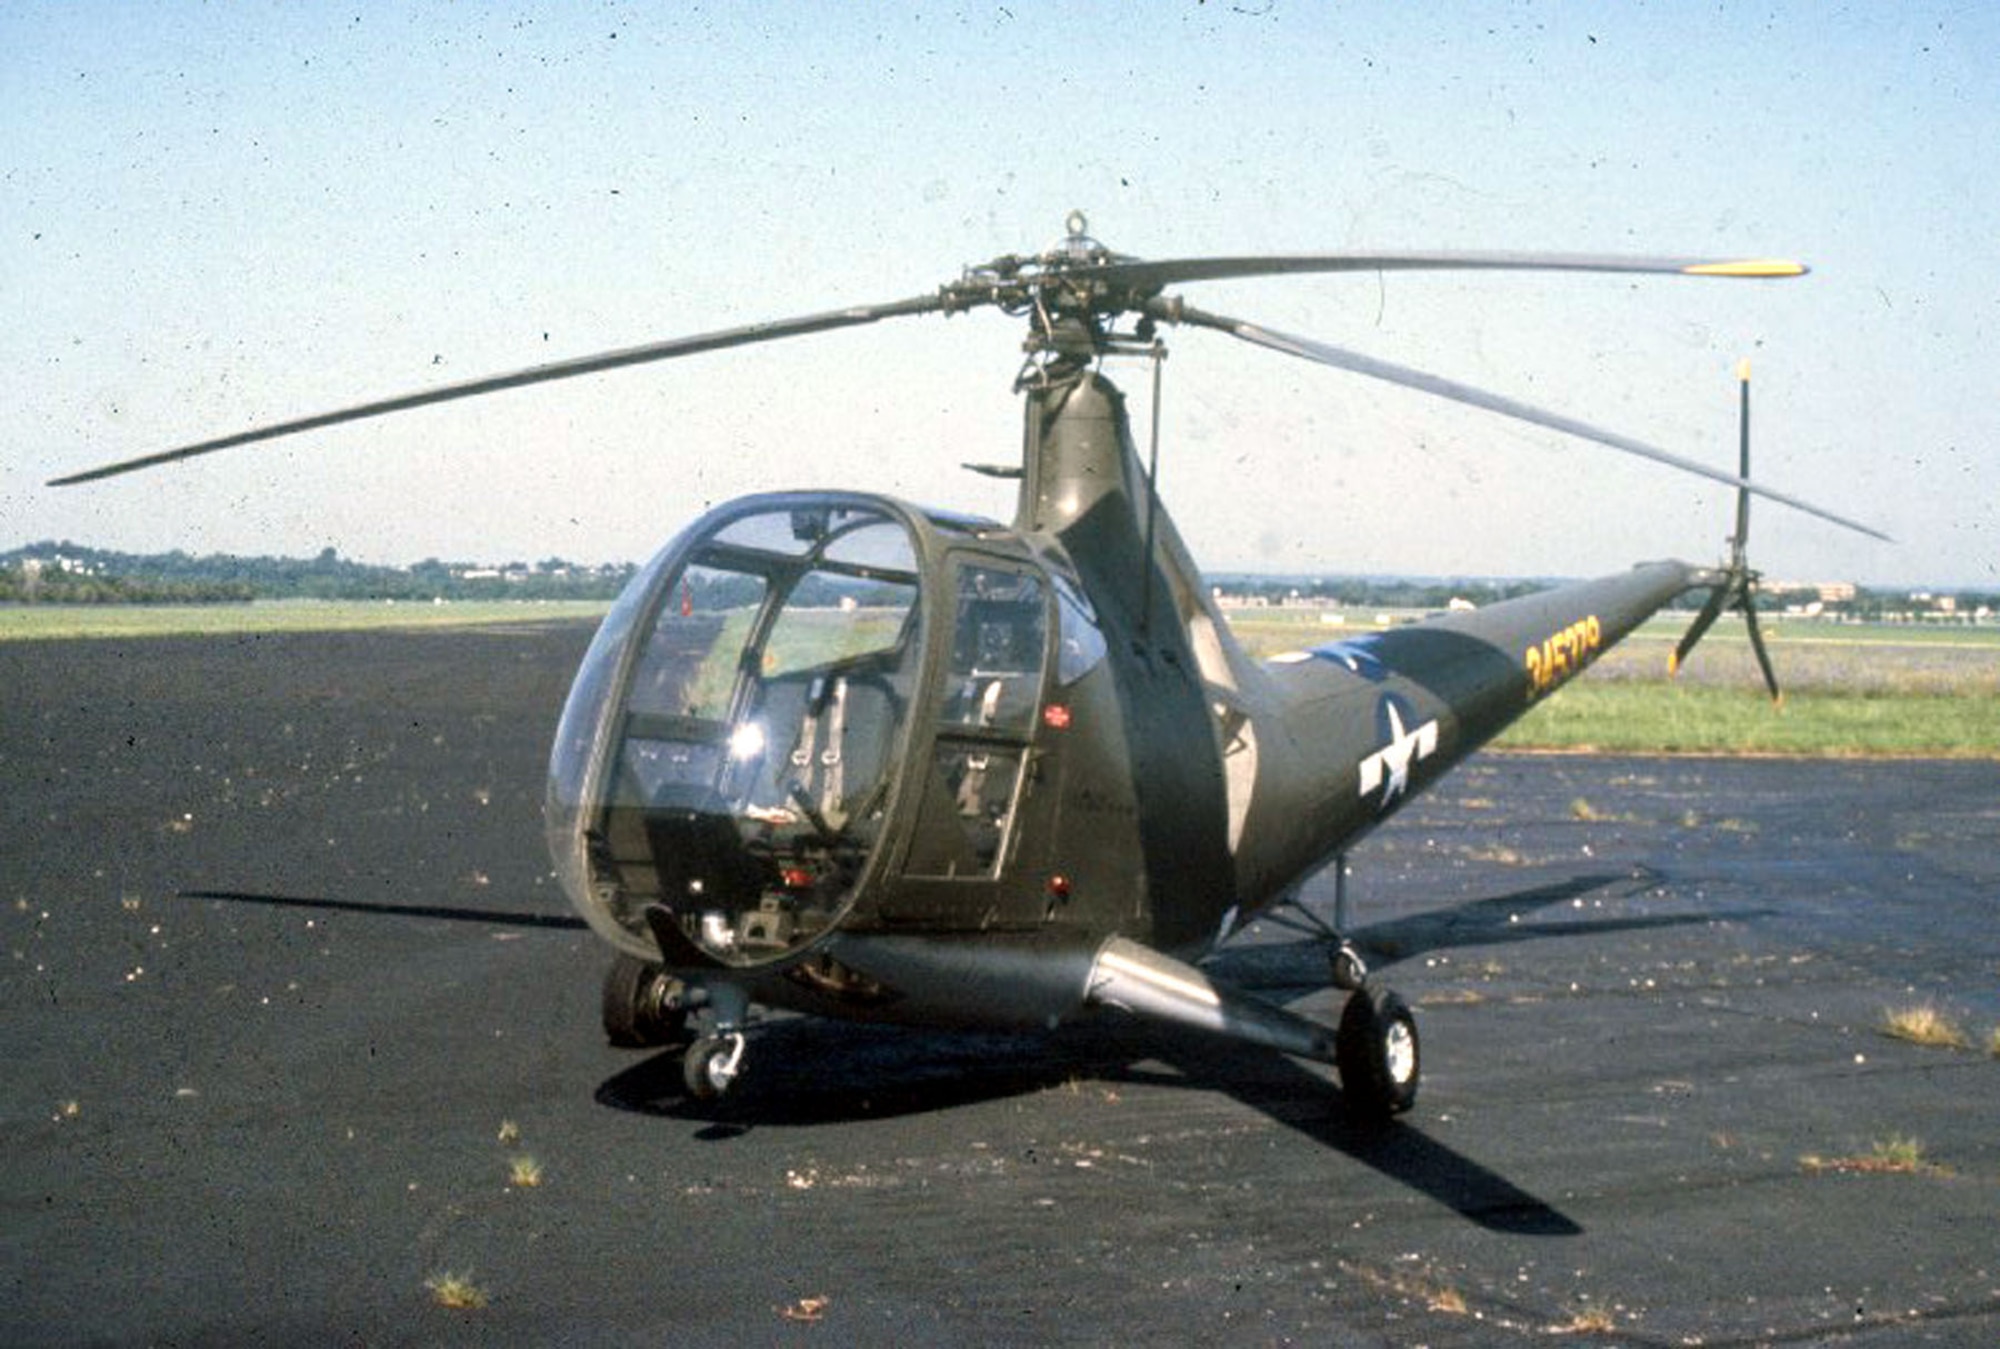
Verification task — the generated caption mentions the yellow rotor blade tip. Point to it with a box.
[1684,258,1809,278]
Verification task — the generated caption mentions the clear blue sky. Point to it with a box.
[6,2,1994,587]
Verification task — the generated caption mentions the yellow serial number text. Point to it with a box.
[1525,615,1602,698]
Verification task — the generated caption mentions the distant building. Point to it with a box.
[1771,579,1856,604]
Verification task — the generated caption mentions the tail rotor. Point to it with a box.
[1670,360,1781,703]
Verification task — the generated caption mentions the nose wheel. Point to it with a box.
[683,1032,747,1099]
[679,979,752,1100]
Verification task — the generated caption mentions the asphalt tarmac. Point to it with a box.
[4,623,1997,1346]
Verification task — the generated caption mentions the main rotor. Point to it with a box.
[46,213,1885,543]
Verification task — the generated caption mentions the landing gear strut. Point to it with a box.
[1329,941,1369,992]
[681,980,752,1101]
[1327,850,1369,991]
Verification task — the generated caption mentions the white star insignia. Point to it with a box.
[1358,701,1438,810]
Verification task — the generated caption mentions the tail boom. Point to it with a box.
[1233,560,1701,906]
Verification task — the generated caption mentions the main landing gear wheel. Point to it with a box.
[601,954,691,1049]
[1336,984,1419,1121]
[683,1033,746,1100]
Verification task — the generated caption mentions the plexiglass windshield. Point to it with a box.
[547,498,924,965]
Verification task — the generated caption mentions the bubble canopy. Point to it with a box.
[546,495,939,966]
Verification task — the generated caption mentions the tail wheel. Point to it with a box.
[1336,984,1419,1120]
[601,954,690,1048]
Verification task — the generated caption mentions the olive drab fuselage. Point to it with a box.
[545,366,1708,1030]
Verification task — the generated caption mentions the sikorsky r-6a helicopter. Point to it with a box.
[57,213,1884,1119]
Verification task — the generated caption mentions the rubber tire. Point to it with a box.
[682,1036,736,1100]
[1336,984,1419,1121]
[601,954,688,1048]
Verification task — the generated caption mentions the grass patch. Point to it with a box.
[1417,988,1487,1007]
[1801,1134,1947,1176]
[506,1154,543,1188]
[1495,683,2000,758]
[1341,1259,1469,1315]
[1550,1305,1618,1334]
[425,1271,489,1310]
[1990,1027,2000,1059]
[779,1295,831,1323]
[1227,612,2000,758]
[0,599,607,641]
[1882,1003,1971,1050]
[1427,1284,1469,1316]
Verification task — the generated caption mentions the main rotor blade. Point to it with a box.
[50,292,949,486]
[180,888,588,930]
[1092,250,1806,295]
[1161,301,1890,543]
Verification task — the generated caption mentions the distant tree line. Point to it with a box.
[1211,572,1999,621]
[6,543,1993,619]
[1212,574,1558,611]
[1,543,637,604]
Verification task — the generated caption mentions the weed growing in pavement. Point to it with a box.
[425,1272,489,1310]
[1340,1259,1469,1315]
[1549,1304,1618,1334]
[1801,1134,1948,1176]
[1882,1003,1971,1050]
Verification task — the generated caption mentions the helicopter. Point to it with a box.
[54,213,1885,1120]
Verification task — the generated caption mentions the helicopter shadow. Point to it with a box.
[597,866,1778,1235]
[186,876,1738,1235]
[1214,867,1775,998]
[596,1016,1578,1235]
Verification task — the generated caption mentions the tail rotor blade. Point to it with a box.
[1732,359,1753,562]
[1741,598,1782,705]
[1670,586,1730,676]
